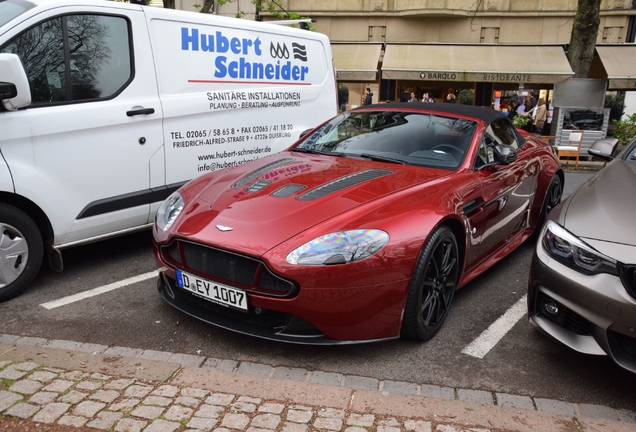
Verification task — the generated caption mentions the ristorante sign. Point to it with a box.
[381,69,571,84]
[418,72,536,82]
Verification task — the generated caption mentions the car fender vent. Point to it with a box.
[297,169,393,201]
[232,158,294,189]
[271,184,307,198]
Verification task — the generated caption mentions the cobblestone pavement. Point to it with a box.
[1,334,635,432]
[0,360,495,432]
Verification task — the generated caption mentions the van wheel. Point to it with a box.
[0,204,43,302]
[401,226,459,341]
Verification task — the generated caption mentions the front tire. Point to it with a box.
[0,204,43,302]
[534,174,563,237]
[401,226,459,341]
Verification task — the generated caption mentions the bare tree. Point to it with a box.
[567,0,601,78]
[200,0,214,14]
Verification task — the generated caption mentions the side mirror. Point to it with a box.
[588,137,618,162]
[0,82,17,99]
[299,128,313,139]
[0,53,31,110]
[493,144,518,165]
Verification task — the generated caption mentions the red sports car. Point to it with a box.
[153,103,563,344]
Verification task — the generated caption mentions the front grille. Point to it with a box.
[538,294,594,336]
[619,264,636,300]
[612,331,636,359]
[560,309,594,336]
[607,329,636,373]
[160,240,297,297]
[182,242,258,286]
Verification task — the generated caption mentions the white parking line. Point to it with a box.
[40,270,160,310]
[461,295,527,359]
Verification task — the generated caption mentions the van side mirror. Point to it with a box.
[588,137,618,162]
[0,82,17,99]
[0,53,31,110]
[299,128,313,139]
[493,144,518,165]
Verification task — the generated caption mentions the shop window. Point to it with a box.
[602,27,623,43]
[369,26,386,42]
[480,27,499,44]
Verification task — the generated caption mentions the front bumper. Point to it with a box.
[528,240,636,373]
[157,271,406,345]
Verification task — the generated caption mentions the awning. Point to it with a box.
[331,44,382,81]
[594,45,636,90]
[382,44,574,84]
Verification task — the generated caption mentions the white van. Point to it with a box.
[0,0,337,301]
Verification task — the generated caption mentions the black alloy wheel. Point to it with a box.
[545,176,563,214]
[532,174,563,239]
[401,226,459,341]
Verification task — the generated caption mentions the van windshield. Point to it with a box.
[0,0,33,29]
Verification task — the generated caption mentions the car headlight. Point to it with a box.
[541,220,618,276]
[155,191,185,232]
[286,229,389,265]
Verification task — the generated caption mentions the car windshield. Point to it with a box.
[625,136,636,162]
[0,0,33,29]
[293,110,477,170]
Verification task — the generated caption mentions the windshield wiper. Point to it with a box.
[291,147,346,157]
[359,153,405,165]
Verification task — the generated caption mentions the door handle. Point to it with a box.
[126,107,155,117]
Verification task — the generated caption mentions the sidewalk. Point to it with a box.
[1,335,635,432]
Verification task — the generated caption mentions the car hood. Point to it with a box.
[564,159,636,247]
[172,152,448,256]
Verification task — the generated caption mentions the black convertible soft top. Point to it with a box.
[354,102,526,145]
[355,102,509,123]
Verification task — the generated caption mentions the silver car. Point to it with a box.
[528,135,636,373]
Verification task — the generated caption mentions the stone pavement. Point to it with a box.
[1,334,635,432]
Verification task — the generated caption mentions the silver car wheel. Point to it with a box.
[0,222,29,288]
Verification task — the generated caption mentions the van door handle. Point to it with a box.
[126,107,155,117]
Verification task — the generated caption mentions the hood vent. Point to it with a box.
[297,169,394,201]
[233,158,294,189]
[271,184,307,198]
[245,180,271,193]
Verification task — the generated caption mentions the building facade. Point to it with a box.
[255,0,636,110]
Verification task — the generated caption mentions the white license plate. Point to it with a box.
[176,269,248,311]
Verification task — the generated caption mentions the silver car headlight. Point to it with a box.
[286,229,389,265]
[541,220,618,276]
[155,191,185,232]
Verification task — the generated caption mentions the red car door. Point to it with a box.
[471,120,539,262]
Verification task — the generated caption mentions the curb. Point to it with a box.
[1,334,635,431]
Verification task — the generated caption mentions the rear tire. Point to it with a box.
[0,204,43,302]
[401,226,459,341]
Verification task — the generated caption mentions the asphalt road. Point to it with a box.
[2,169,635,413]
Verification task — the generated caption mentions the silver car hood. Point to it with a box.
[564,159,636,248]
